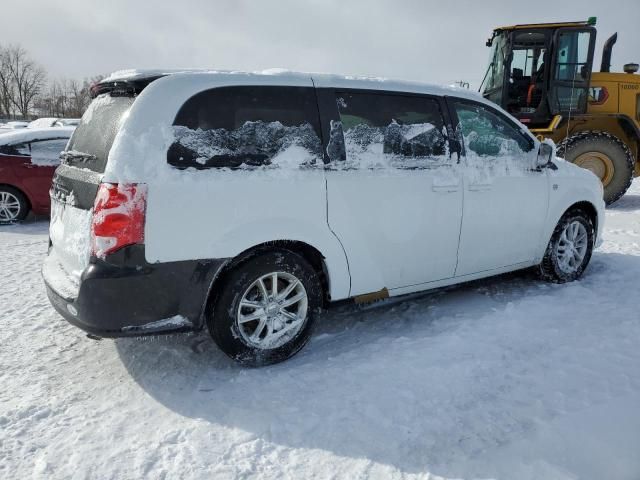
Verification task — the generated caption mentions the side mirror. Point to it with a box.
[536,142,554,168]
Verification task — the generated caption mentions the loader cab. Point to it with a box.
[481,22,597,128]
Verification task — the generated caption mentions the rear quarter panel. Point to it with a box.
[144,168,351,301]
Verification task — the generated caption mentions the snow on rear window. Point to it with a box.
[66,94,134,173]
[167,120,322,170]
[326,120,450,170]
[327,92,452,170]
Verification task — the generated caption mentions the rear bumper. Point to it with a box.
[44,245,228,337]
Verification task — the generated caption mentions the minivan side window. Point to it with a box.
[169,86,322,169]
[328,91,449,168]
[453,100,534,157]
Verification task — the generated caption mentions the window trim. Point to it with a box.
[445,96,537,157]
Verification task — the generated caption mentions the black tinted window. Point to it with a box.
[327,91,449,168]
[0,143,30,156]
[169,86,322,169]
[66,95,134,173]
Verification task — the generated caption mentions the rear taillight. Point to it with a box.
[91,183,147,258]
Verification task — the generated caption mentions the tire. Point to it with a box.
[538,208,594,283]
[0,186,29,224]
[207,249,323,366]
[557,131,634,205]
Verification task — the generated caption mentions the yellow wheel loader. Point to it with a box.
[480,18,640,204]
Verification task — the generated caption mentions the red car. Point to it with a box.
[0,127,74,223]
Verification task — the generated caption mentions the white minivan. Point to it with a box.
[43,70,604,365]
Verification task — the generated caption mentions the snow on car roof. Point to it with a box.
[0,127,75,145]
[28,118,60,128]
[102,68,482,101]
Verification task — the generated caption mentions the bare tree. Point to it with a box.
[5,45,46,117]
[36,75,103,118]
[0,46,16,118]
[1,43,103,120]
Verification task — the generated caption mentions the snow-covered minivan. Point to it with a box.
[43,70,604,365]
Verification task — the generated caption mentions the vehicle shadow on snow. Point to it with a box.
[609,194,640,212]
[114,251,639,476]
[0,217,49,238]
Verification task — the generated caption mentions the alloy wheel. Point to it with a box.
[236,271,309,349]
[0,191,21,222]
[556,220,588,275]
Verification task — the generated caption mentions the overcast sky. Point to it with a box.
[5,0,640,88]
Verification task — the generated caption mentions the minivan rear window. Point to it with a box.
[168,86,322,169]
[65,94,134,173]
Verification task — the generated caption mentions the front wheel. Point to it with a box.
[538,209,594,283]
[208,249,322,366]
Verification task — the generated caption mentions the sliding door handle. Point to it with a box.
[468,184,492,192]
[431,185,459,193]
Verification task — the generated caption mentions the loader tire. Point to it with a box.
[557,131,634,206]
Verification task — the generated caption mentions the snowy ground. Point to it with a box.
[1,182,640,480]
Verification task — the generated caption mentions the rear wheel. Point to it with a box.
[0,186,29,224]
[557,131,634,205]
[538,209,594,283]
[207,249,322,366]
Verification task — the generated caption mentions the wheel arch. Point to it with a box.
[203,240,331,322]
[564,200,599,233]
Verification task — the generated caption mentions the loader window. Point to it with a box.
[555,31,590,82]
[549,29,594,114]
[506,31,548,116]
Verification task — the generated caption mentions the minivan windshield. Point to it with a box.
[65,94,134,173]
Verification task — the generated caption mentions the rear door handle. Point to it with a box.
[468,184,492,192]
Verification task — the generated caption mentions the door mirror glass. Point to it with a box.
[536,142,554,167]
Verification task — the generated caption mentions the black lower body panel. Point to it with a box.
[44,245,228,338]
